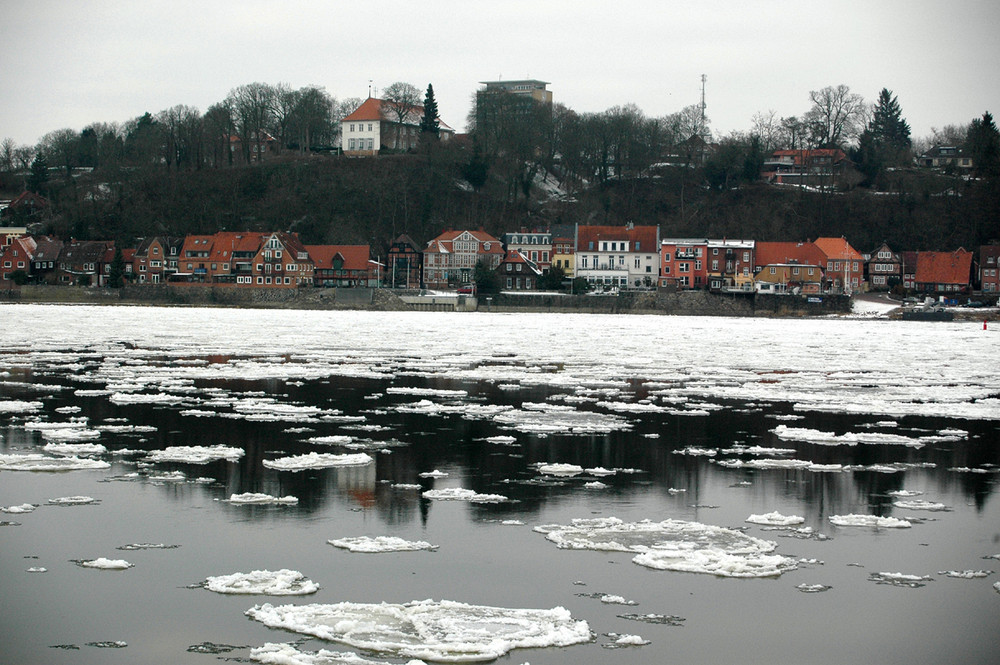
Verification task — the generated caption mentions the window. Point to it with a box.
[506,264,512,272]
[712,248,719,255]
[635,258,641,268]
[695,261,702,270]
[770,267,776,274]
[588,241,594,250]
[663,253,671,262]
[349,139,356,150]
[712,260,718,271]
[743,252,749,262]
[368,123,373,131]
[506,277,512,288]
[679,262,690,272]
[350,124,355,132]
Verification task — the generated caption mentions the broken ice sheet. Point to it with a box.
[829,514,911,528]
[224,493,299,505]
[536,517,798,578]
[203,569,319,595]
[263,452,373,471]
[0,454,110,472]
[327,536,438,553]
[745,511,805,526]
[146,445,244,464]
[47,496,98,506]
[422,488,509,503]
[868,572,934,588]
[245,599,592,662]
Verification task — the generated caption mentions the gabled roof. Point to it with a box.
[59,240,112,265]
[341,97,454,132]
[813,237,863,262]
[754,242,826,268]
[914,249,973,285]
[305,245,370,271]
[577,225,658,250]
[31,237,63,261]
[498,249,542,275]
[389,234,422,253]
[426,230,503,254]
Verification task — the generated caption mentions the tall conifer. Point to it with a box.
[420,84,440,138]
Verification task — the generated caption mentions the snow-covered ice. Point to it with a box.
[746,511,805,526]
[829,514,912,528]
[225,493,299,505]
[422,488,509,503]
[536,517,797,578]
[262,452,373,471]
[146,445,244,464]
[893,500,949,511]
[2,503,36,513]
[245,599,591,662]
[48,496,98,505]
[76,557,133,570]
[204,569,319,595]
[328,536,438,553]
[0,454,110,472]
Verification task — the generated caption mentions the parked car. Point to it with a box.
[457,285,475,294]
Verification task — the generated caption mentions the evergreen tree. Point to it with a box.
[420,84,440,138]
[108,247,126,288]
[26,155,49,193]
[967,111,1000,178]
[855,88,911,186]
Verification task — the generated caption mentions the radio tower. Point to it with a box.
[700,74,707,139]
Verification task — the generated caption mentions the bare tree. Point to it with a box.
[0,138,17,172]
[751,110,783,152]
[804,84,867,148]
[204,102,235,167]
[381,82,421,150]
[38,128,80,176]
[288,86,335,152]
[227,83,277,163]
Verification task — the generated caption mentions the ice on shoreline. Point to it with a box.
[245,599,592,662]
[328,536,438,553]
[204,569,319,595]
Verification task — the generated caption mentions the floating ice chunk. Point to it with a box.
[829,514,911,528]
[888,490,923,497]
[48,496,97,506]
[422,488,508,503]
[418,469,448,478]
[391,483,422,490]
[715,458,813,470]
[328,536,438,553]
[585,481,609,489]
[485,435,517,445]
[893,500,949,511]
[618,613,685,626]
[0,399,43,413]
[117,543,180,550]
[609,633,649,646]
[995,582,1000,594]
[307,435,355,446]
[2,503,36,513]
[536,517,797,578]
[250,642,417,665]
[676,447,717,456]
[42,442,107,456]
[538,463,584,477]
[0,454,110,472]
[55,406,82,414]
[938,570,993,579]
[245,599,591,662]
[226,493,299,505]
[77,557,133,570]
[599,594,637,605]
[746,511,805,526]
[233,399,326,421]
[502,520,524,526]
[204,569,318,595]
[263,452,373,471]
[96,424,158,434]
[869,571,933,587]
[772,425,930,448]
[385,387,468,397]
[796,584,832,593]
[493,404,630,435]
[147,445,244,464]
[586,467,616,476]
[26,567,47,573]
[109,392,186,405]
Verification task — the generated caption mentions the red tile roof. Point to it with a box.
[341,97,454,131]
[576,225,658,251]
[914,249,973,285]
[426,230,503,255]
[813,237,863,261]
[305,245,371,271]
[754,241,826,268]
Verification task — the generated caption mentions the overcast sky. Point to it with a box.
[4,0,999,147]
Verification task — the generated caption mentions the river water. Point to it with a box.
[1,305,998,664]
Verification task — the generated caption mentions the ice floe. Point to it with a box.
[76,557,134,570]
[937,570,993,579]
[0,399,44,413]
[203,569,319,595]
[2,503,36,513]
[537,463,584,476]
[893,500,949,511]
[245,599,592,662]
[263,452,373,471]
[829,514,911,528]
[225,493,299,505]
[328,536,438,553]
[418,469,448,478]
[771,425,941,448]
[48,496,98,506]
[250,642,423,665]
[422,488,509,503]
[746,511,805,526]
[868,572,933,587]
[42,442,107,456]
[795,583,832,593]
[146,445,244,464]
[0,454,110,472]
[536,517,797,578]
[117,543,180,550]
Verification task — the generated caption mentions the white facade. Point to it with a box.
[343,120,380,154]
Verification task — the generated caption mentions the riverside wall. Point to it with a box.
[2,285,851,316]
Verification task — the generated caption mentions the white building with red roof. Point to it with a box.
[423,229,503,289]
[575,223,660,290]
[340,97,454,156]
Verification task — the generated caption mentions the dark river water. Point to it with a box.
[1,305,998,664]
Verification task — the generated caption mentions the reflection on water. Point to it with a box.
[1,308,999,665]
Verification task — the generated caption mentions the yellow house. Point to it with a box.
[754,263,824,294]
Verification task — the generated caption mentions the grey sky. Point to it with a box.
[3,0,999,147]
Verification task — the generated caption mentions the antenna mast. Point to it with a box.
[700,74,707,137]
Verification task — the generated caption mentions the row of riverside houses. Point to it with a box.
[391,224,996,296]
[0,229,378,288]
[2,224,995,297]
